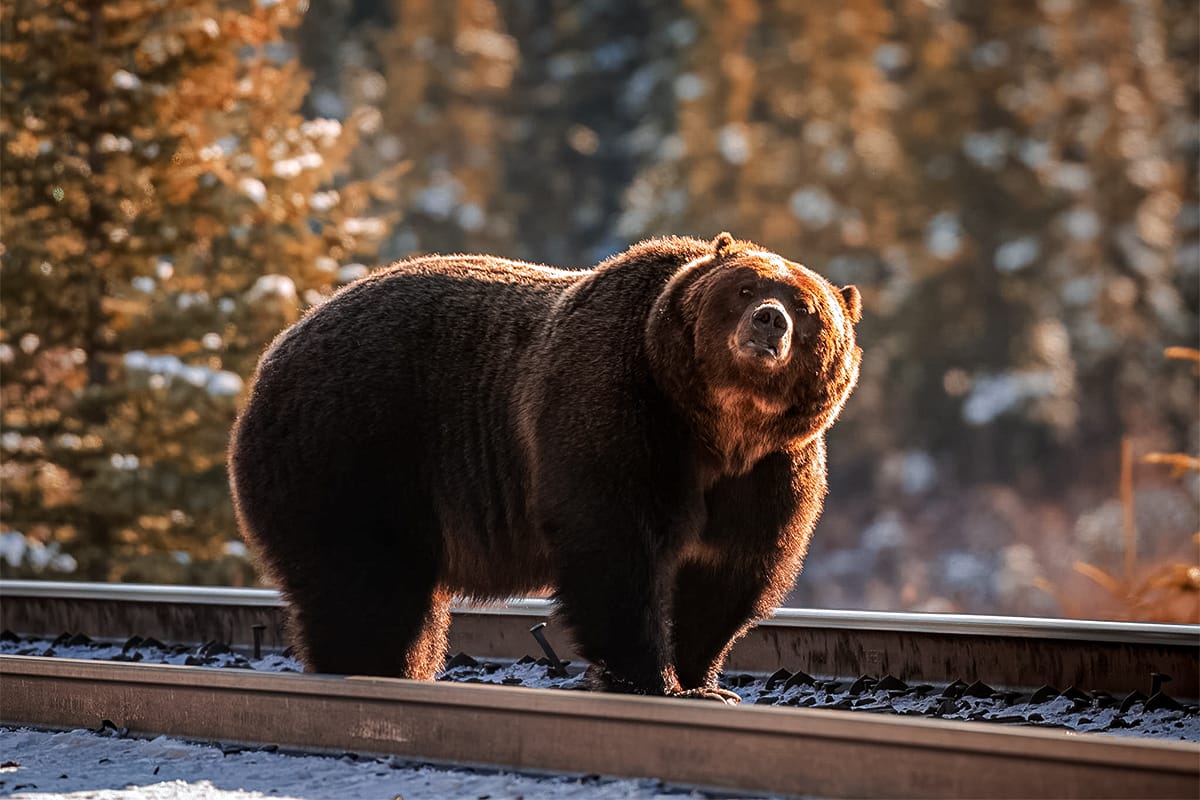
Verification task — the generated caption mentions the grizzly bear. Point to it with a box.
[229,233,861,702]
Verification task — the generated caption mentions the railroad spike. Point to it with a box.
[251,624,266,660]
[528,622,568,677]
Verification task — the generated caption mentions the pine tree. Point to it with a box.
[0,0,396,582]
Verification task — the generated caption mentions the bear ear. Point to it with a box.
[712,232,735,258]
[840,285,862,323]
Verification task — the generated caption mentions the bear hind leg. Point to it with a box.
[272,492,451,679]
[285,576,451,680]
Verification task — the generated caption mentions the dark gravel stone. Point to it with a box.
[1061,686,1090,703]
[122,636,143,651]
[141,638,166,651]
[1144,693,1184,712]
[782,670,815,690]
[963,680,994,699]
[444,652,479,670]
[1119,691,1148,714]
[726,673,757,688]
[755,694,779,705]
[515,655,537,665]
[66,633,92,647]
[931,698,960,716]
[764,668,791,691]
[1029,685,1059,704]
[200,641,231,657]
[847,675,876,696]
[1,630,20,643]
[875,674,907,692]
[940,680,968,699]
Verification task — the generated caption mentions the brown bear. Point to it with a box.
[229,233,861,702]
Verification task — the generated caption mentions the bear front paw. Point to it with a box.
[670,686,742,704]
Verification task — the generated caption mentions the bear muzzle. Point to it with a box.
[739,301,793,364]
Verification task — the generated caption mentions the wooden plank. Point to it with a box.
[2,655,1197,799]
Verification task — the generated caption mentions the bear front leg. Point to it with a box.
[554,539,680,696]
[672,445,826,700]
[672,557,785,701]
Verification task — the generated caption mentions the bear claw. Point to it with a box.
[672,687,742,704]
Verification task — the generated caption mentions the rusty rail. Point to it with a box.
[2,654,1197,799]
[2,580,1196,695]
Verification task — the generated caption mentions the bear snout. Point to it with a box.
[740,302,792,362]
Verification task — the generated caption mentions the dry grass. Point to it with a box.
[1062,347,1200,623]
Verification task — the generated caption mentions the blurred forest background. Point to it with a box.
[1,0,1197,622]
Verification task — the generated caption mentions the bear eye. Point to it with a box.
[796,302,814,316]
[738,287,752,298]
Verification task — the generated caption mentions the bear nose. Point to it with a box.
[752,304,790,336]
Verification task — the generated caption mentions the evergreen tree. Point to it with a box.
[0,0,395,582]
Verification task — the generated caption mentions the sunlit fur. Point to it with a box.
[230,233,861,697]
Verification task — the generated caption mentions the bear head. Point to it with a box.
[647,233,862,478]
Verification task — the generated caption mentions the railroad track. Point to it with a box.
[2,580,1198,798]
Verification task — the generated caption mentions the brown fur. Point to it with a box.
[229,233,861,699]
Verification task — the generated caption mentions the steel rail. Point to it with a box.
[4,579,1194,642]
[2,580,1197,695]
[2,655,1196,799]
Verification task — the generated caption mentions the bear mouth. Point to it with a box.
[740,339,787,363]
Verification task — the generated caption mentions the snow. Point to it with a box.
[415,177,460,220]
[962,131,1008,170]
[336,264,368,284]
[788,188,836,229]
[111,70,142,91]
[237,178,266,206]
[0,534,76,575]
[961,371,1057,425]
[246,276,297,303]
[673,74,705,101]
[205,372,244,399]
[0,728,717,800]
[717,124,750,165]
[873,43,909,73]
[994,236,1040,273]
[924,212,963,260]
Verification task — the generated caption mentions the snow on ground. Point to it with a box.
[0,728,749,800]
